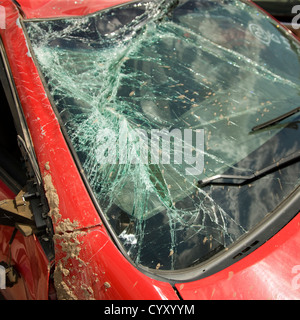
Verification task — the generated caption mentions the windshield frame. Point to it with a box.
[22,0,300,282]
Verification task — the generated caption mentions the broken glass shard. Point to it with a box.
[24,0,300,271]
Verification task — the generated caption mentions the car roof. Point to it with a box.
[17,0,132,19]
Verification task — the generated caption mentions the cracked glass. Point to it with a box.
[24,0,300,271]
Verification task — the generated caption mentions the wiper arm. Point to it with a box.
[198,151,300,188]
[251,106,300,132]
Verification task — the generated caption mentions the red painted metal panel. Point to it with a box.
[0,180,15,200]
[0,226,50,300]
[54,225,179,300]
[17,0,132,19]
[176,213,300,300]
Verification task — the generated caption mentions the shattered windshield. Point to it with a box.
[24,0,300,271]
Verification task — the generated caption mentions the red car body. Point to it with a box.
[0,0,300,300]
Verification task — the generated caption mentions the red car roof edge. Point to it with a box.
[16,0,133,19]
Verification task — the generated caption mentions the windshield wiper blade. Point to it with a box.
[197,151,300,188]
[251,106,300,132]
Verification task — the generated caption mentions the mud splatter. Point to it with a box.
[43,162,61,224]
[54,228,86,262]
[81,283,95,300]
[43,162,90,299]
[54,260,78,300]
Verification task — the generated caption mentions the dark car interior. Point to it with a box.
[0,48,27,298]
[0,58,27,194]
[0,79,26,192]
[0,82,27,190]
